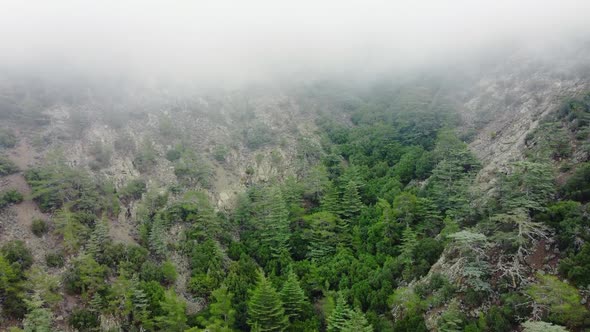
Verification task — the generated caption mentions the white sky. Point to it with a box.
[0,0,589,84]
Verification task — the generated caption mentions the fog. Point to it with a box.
[1,0,590,87]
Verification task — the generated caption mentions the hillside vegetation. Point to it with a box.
[0,59,590,332]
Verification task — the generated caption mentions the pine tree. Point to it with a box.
[259,187,291,258]
[280,269,308,321]
[247,272,288,332]
[130,277,150,327]
[342,308,373,332]
[155,290,187,332]
[23,294,53,332]
[89,292,104,312]
[149,218,167,257]
[321,182,341,216]
[327,293,351,332]
[205,285,236,332]
[340,180,362,220]
[399,226,417,266]
[87,216,110,259]
[304,212,338,260]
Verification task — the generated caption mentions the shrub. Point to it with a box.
[1,240,33,271]
[118,179,147,202]
[561,163,590,202]
[166,148,182,162]
[0,129,17,148]
[88,141,112,170]
[45,251,65,268]
[31,218,48,237]
[0,189,24,209]
[243,122,275,149]
[133,141,158,173]
[3,189,23,204]
[68,309,100,331]
[213,145,229,162]
[0,155,18,176]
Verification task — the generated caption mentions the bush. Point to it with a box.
[1,240,33,271]
[561,163,590,202]
[88,141,112,170]
[166,148,182,162]
[0,155,19,176]
[2,189,23,204]
[0,189,24,209]
[31,218,48,237]
[68,309,99,331]
[139,260,177,286]
[0,129,17,148]
[133,141,158,173]
[213,145,229,162]
[45,251,65,268]
[118,179,147,202]
[243,122,275,149]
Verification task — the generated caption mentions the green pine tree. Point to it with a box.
[86,216,110,259]
[155,290,187,332]
[205,285,236,332]
[340,180,362,220]
[399,226,417,266]
[259,187,291,258]
[321,182,341,216]
[23,294,53,332]
[304,212,339,260]
[280,269,308,321]
[327,293,351,332]
[247,272,288,332]
[148,218,167,257]
[342,308,373,332]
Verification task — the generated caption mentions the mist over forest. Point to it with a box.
[1,1,590,332]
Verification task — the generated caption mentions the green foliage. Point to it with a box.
[0,155,19,175]
[280,269,308,321]
[327,293,351,332]
[213,145,230,162]
[526,273,590,328]
[1,240,33,272]
[26,162,116,214]
[45,251,65,268]
[88,141,112,170]
[118,178,147,202]
[243,122,275,149]
[68,308,99,331]
[173,149,214,188]
[23,295,53,332]
[521,320,568,332]
[154,290,187,331]
[247,272,288,332]
[437,301,465,332]
[31,218,48,237]
[204,285,237,331]
[53,207,89,254]
[340,180,363,220]
[425,130,479,218]
[0,189,24,209]
[561,162,590,202]
[303,212,340,260]
[497,161,554,213]
[0,128,17,148]
[133,140,158,173]
[63,254,107,296]
[560,241,590,286]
